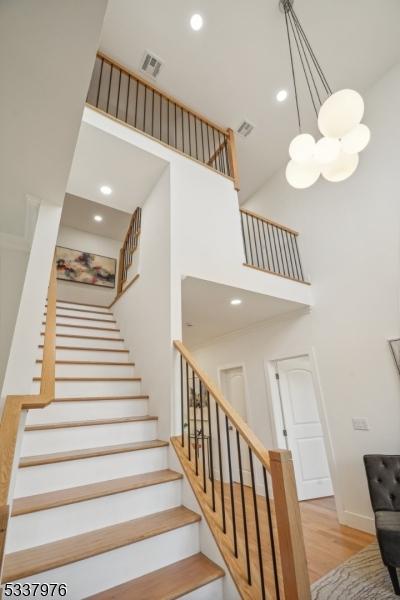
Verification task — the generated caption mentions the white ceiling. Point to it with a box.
[66,120,167,213]
[100,0,400,200]
[182,277,304,348]
[61,194,131,241]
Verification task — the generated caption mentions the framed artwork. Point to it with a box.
[56,246,116,288]
[389,339,400,376]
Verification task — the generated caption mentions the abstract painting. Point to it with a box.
[56,246,116,288]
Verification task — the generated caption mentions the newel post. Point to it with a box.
[227,128,240,192]
[269,449,311,600]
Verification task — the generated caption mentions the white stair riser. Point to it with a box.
[31,380,142,397]
[52,309,115,321]
[34,363,136,378]
[26,400,149,425]
[181,579,224,600]
[53,349,130,362]
[12,524,200,600]
[52,316,117,328]
[49,337,126,350]
[56,302,109,312]
[22,421,158,456]
[15,447,168,496]
[8,480,182,552]
[51,325,121,338]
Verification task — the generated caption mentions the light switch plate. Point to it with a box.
[352,417,370,431]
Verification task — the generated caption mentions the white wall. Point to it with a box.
[113,168,175,439]
[196,63,400,533]
[57,226,121,306]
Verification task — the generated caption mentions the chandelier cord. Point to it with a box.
[288,3,332,96]
[288,10,321,108]
[287,10,318,117]
[284,8,302,132]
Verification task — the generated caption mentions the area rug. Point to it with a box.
[312,542,398,599]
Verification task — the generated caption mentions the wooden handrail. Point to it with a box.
[0,256,57,576]
[173,339,311,600]
[240,207,299,236]
[87,53,240,190]
[173,340,270,471]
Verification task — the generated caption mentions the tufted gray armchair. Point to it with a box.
[364,454,400,595]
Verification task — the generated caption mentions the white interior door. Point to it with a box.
[276,356,333,501]
[220,367,251,485]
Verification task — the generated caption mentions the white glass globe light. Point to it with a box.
[341,123,370,155]
[314,137,341,165]
[318,89,364,138]
[321,152,359,182]
[289,134,315,163]
[286,159,320,189]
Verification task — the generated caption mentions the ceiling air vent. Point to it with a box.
[237,120,254,138]
[140,50,163,79]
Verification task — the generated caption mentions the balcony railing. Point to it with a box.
[87,53,240,190]
[240,208,308,284]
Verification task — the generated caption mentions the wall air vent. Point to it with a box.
[237,120,254,138]
[140,50,163,79]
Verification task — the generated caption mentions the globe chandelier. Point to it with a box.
[280,0,370,189]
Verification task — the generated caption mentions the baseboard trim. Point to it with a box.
[340,510,375,534]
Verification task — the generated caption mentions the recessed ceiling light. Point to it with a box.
[230,299,242,306]
[190,14,203,31]
[276,89,288,102]
[100,185,112,195]
[94,215,103,222]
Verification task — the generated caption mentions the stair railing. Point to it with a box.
[0,257,57,577]
[172,340,311,600]
[240,208,308,284]
[86,52,240,191]
[117,207,141,295]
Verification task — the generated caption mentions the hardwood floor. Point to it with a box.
[300,496,375,583]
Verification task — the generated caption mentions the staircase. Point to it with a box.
[2,300,224,599]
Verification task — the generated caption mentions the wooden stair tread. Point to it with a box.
[45,313,117,323]
[53,395,149,402]
[25,415,157,431]
[41,333,125,341]
[42,322,120,332]
[48,306,112,316]
[20,440,168,468]
[55,299,108,309]
[38,346,129,353]
[86,553,224,600]
[3,507,200,583]
[12,470,182,516]
[36,360,135,366]
[33,376,141,382]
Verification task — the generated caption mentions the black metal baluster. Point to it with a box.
[116,67,122,119]
[199,381,207,492]
[249,449,266,600]
[195,118,200,161]
[186,362,191,461]
[159,93,162,141]
[125,75,131,123]
[193,371,198,476]
[181,107,185,154]
[279,228,290,276]
[180,355,184,447]
[96,58,104,107]
[206,124,211,165]
[167,100,170,145]
[257,219,266,270]
[225,416,238,558]
[151,88,155,137]
[272,225,281,274]
[293,235,305,281]
[263,467,281,600]
[207,392,216,512]
[289,233,300,280]
[267,223,277,273]
[241,213,249,264]
[134,80,139,129]
[211,127,217,169]
[246,214,254,265]
[237,433,251,585]
[106,64,112,113]
[262,221,272,271]
[200,120,205,164]
[215,406,226,533]
[174,103,177,149]
[285,230,296,279]
[188,113,193,157]
[143,85,147,133]
[251,216,261,268]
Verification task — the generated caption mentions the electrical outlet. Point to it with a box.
[352,417,370,431]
